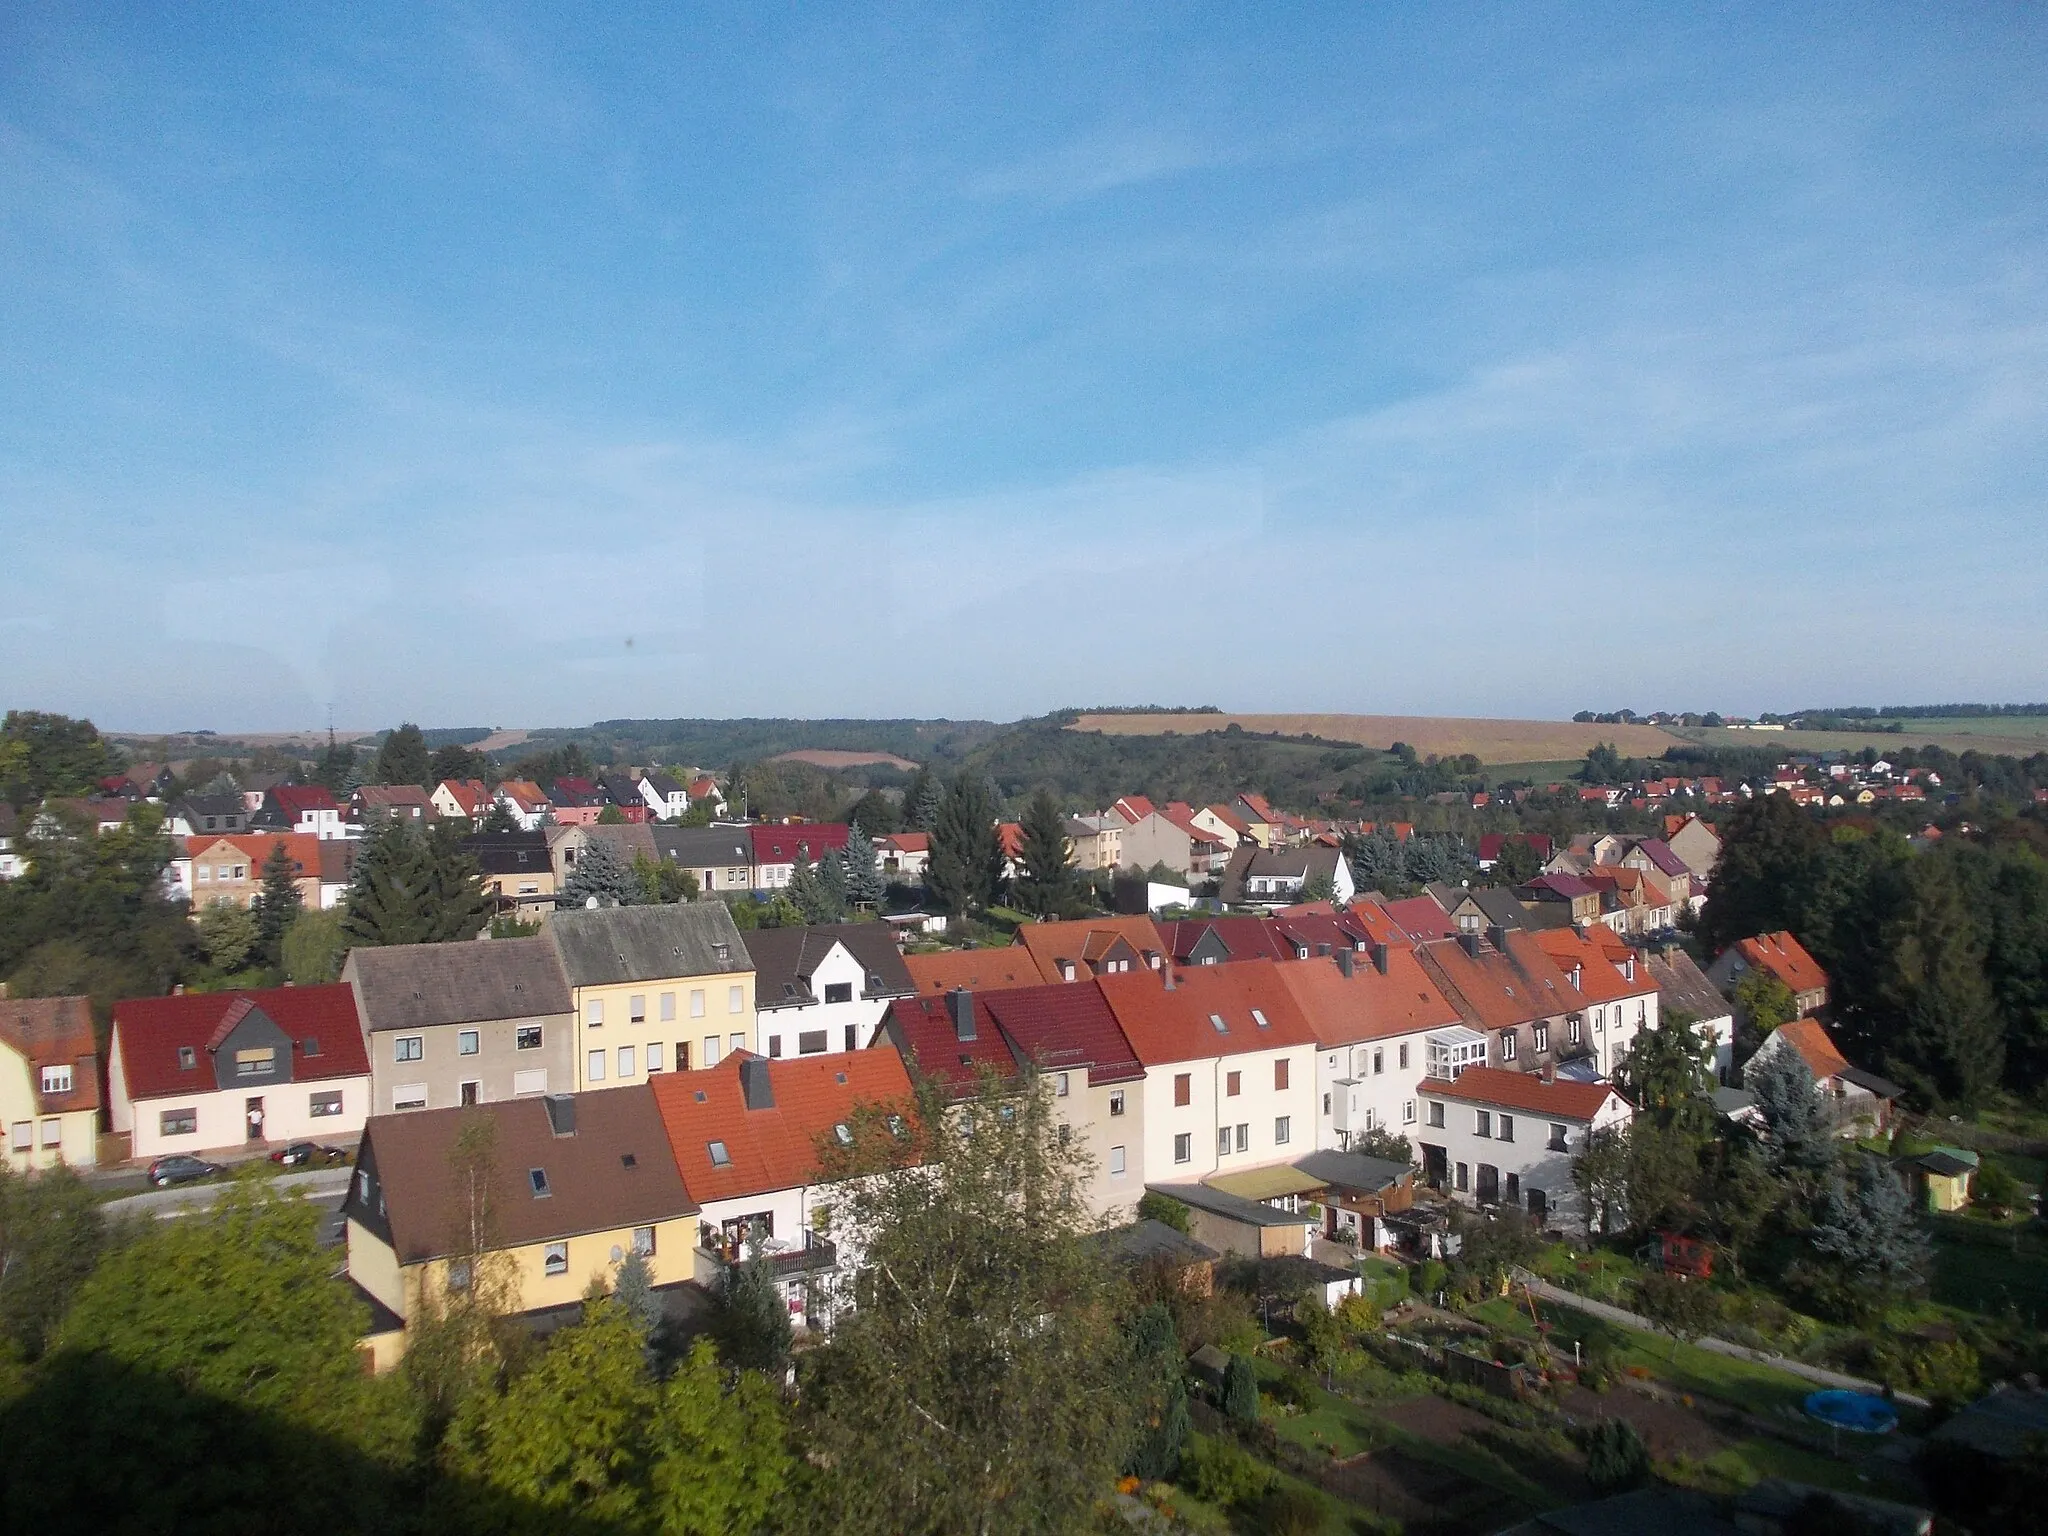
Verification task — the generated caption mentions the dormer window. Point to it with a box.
[177,1046,197,1070]
[40,1065,72,1095]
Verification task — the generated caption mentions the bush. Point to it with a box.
[1416,1259,1448,1301]
[1868,1334,1982,1405]
[1579,1417,1650,1491]
[1222,1353,1260,1423]
[1138,1191,1191,1233]
[1250,1483,1327,1535]
[1178,1433,1273,1507]
[1974,1161,2023,1216]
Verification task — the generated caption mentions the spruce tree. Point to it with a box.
[786,858,827,923]
[558,835,641,909]
[815,847,849,919]
[373,722,431,788]
[1222,1353,1259,1423]
[1747,1045,1834,1175]
[252,837,304,963]
[840,822,886,908]
[340,820,438,947]
[716,1240,792,1377]
[1811,1154,1931,1306]
[926,773,1003,918]
[421,825,492,941]
[1877,858,2004,1108]
[1012,788,1081,918]
[906,767,945,832]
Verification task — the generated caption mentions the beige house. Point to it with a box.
[0,995,101,1171]
[342,1085,698,1369]
[548,902,756,1088]
[183,832,323,911]
[343,936,576,1113]
[1063,814,1122,871]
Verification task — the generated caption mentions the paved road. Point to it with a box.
[1512,1269,1930,1409]
[105,1166,353,1227]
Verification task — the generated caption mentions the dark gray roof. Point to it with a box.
[1930,1385,2048,1459]
[1290,1150,1412,1193]
[1712,1086,1757,1118]
[345,936,571,1030]
[1839,1065,1904,1099]
[461,830,553,877]
[1498,1488,1738,1536]
[1143,1182,1314,1228]
[549,902,751,987]
[1915,1151,1976,1179]
[177,793,246,820]
[1469,886,1529,930]
[743,922,914,1012]
[652,826,756,868]
[643,770,684,797]
[1643,948,1729,1021]
[1086,1218,1220,1268]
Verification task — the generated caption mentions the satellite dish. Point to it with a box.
[610,1244,623,1262]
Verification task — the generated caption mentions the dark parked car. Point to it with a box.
[147,1155,222,1188]
[268,1141,348,1168]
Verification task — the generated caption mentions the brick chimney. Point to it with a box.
[1539,1063,1555,1084]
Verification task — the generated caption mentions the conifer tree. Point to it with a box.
[815,847,849,918]
[252,837,304,963]
[1811,1153,1932,1307]
[1747,1045,1835,1176]
[906,767,945,832]
[1877,857,2005,1107]
[926,773,1003,917]
[840,821,886,908]
[372,722,431,788]
[558,835,640,909]
[1012,788,1081,918]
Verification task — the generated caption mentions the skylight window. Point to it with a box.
[1209,1014,1229,1034]
[1251,1009,1269,1029]
[694,1090,707,1103]
[834,1123,852,1146]
[177,1046,196,1069]
[620,1153,637,1170]
[529,1168,550,1198]
[708,1140,731,1167]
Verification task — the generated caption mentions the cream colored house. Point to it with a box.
[548,902,756,1088]
[342,1085,698,1369]
[0,995,101,1171]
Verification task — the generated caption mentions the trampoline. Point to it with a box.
[1803,1390,1897,1434]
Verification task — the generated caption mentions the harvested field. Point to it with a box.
[1068,713,1685,765]
[475,728,532,752]
[770,749,920,771]
[1559,1385,1730,1461]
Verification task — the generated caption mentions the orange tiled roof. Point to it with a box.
[1423,1065,1623,1121]
[1012,916,1168,984]
[187,831,322,877]
[1737,931,1829,996]
[903,948,1042,996]
[0,995,100,1114]
[1414,933,1586,1031]
[1272,950,1462,1048]
[1097,959,1317,1066]
[1769,1016,1849,1081]
[1530,928,1654,1005]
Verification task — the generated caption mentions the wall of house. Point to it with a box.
[1183,1208,1310,1261]
[756,948,893,1059]
[1048,1072,1144,1218]
[1414,1092,1629,1232]
[126,1074,370,1159]
[1118,817,1193,876]
[1314,1030,1431,1153]
[0,1045,96,1171]
[348,1217,408,1318]
[572,972,757,1089]
[408,1215,698,1321]
[1140,1042,1317,1186]
[365,1014,574,1115]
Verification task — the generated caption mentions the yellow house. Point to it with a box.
[341,1085,698,1369]
[548,903,756,1088]
[0,995,101,1171]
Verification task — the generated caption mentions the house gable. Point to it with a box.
[208,1005,297,1092]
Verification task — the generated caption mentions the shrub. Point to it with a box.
[1179,1433,1273,1507]
[1222,1353,1260,1423]
[1251,1483,1327,1535]
[1974,1161,2023,1216]
[1416,1259,1448,1301]
[1579,1417,1650,1491]
[1138,1191,1191,1233]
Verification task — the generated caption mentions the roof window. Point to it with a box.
[1209,1014,1229,1034]
[708,1140,732,1167]
[693,1090,707,1103]
[836,1071,848,1084]
[178,1046,197,1070]
[303,1036,320,1056]
[620,1153,637,1170]
[1251,1009,1269,1029]
[529,1168,551,1198]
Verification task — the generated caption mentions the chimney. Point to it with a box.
[1335,948,1355,979]
[948,988,977,1042]
[1539,1064,1555,1084]
[741,1056,776,1110]
[1372,942,1390,976]
[1163,966,1176,991]
[1459,931,1482,959]
[544,1094,576,1137]
[1316,942,1332,957]
[1485,925,1508,952]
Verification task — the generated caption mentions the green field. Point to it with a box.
[1673,717,2048,760]
[1928,1215,2048,1323]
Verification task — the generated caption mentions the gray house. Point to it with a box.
[343,936,575,1114]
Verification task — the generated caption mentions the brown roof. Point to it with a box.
[1643,948,1728,1022]
[344,936,572,1031]
[0,995,101,1114]
[903,948,1042,997]
[1736,932,1829,997]
[1414,933,1586,1032]
[350,1084,695,1265]
[1423,1065,1623,1121]
[1271,949,1463,1048]
[1012,916,1168,984]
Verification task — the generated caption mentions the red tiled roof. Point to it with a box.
[1111,795,1157,825]
[652,1049,916,1203]
[498,779,550,810]
[688,776,720,798]
[979,981,1144,1086]
[1414,934,1585,1031]
[880,832,930,853]
[1272,950,1462,1048]
[0,995,101,1114]
[1531,928,1654,1005]
[187,832,322,878]
[883,994,1022,1093]
[1379,897,1456,941]
[112,983,370,1101]
[1525,872,1595,900]
[1769,1016,1850,1081]
[1097,960,1318,1066]
[903,949,1042,996]
[997,823,1024,860]
[1736,932,1829,997]
[1204,804,1251,837]
[749,823,851,865]
[1012,916,1168,984]
[271,784,339,816]
[437,778,491,815]
[1425,1065,1624,1121]
[1159,916,1288,965]
[1477,833,1553,863]
[1160,802,1220,843]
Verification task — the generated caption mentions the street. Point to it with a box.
[102,1167,355,1246]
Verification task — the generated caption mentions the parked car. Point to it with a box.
[146,1155,222,1188]
[268,1141,347,1168]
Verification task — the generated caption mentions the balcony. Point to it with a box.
[695,1225,838,1284]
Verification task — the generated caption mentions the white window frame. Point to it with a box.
[587,1050,606,1082]
[457,1029,480,1056]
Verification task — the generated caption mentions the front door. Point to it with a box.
[1421,1143,1448,1189]
[1476,1164,1499,1204]
[245,1096,265,1142]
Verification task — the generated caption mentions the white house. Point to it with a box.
[1415,1065,1631,1232]
[108,983,373,1160]
[741,923,916,1059]
[638,771,691,821]
[1223,844,1355,908]
[1097,962,1320,1187]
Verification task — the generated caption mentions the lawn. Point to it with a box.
[1928,1214,2048,1324]
[1688,1436,1919,1501]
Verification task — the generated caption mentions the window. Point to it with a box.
[395,1036,423,1063]
[1404,1099,1416,1124]
[617,1046,635,1078]
[1475,1110,1491,1138]
[1173,1133,1192,1164]
[1274,1059,1290,1090]
[704,1035,721,1064]
[708,1140,731,1167]
[797,1029,827,1055]
[517,1026,543,1050]
[513,1068,548,1095]
[303,1037,320,1056]
[1506,1172,1520,1203]
[1428,1101,1445,1128]
[1109,1090,1125,1117]
[1499,1030,1516,1061]
[1372,1048,1383,1076]
[1398,1042,1409,1070]
[543,1241,567,1277]
[1499,1113,1515,1142]
[1251,1008,1269,1029]
[1208,1013,1228,1034]
[1533,1023,1549,1052]
[458,1029,480,1056]
[1235,1123,1249,1153]
[728,986,743,1014]
[632,1225,655,1257]
[234,1047,275,1077]
[824,982,852,1005]
[586,999,603,1028]
[40,1118,60,1147]
[40,1065,72,1095]
[1568,1017,1582,1045]
[1549,1123,1569,1151]
[630,994,646,1024]
[1173,1072,1191,1107]
[1056,1124,1071,1146]
[529,1168,551,1197]
[660,991,676,1022]
[160,1108,197,1137]
[446,1259,472,1293]
[309,1091,343,1118]
[1456,1162,1469,1192]
[767,1036,783,1058]
[10,1121,31,1151]
[1109,1145,1126,1177]
[1225,1070,1241,1097]
[729,1032,746,1053]
[1217,1127,1232,1156]
[586,1050,606,1082]
[178,1045,197,1070]
[646,1042,664,1073]
[1274,1115,1291,1145]
[1323,1092,1331,1115]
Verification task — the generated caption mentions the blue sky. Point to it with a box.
[2,4,2044,732]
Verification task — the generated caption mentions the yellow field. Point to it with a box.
[1066,713,1686,765]
[770,749,922,771]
